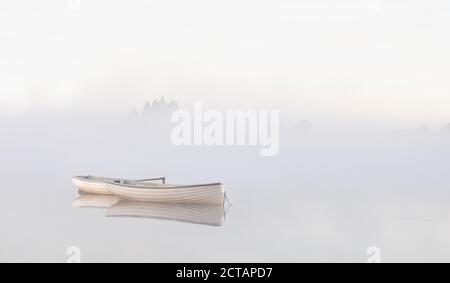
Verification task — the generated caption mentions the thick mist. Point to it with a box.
[1,105,450,262]
[2,0,450,126]
[1,0,450,262]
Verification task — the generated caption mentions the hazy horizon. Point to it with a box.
[1,0,450,128]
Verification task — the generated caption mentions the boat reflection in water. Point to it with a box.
[73,194,227,227]
[107,201,225,227]
[72,194,120,209]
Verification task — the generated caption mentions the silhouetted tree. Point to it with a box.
[141,97,179,127]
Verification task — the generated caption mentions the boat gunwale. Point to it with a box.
[72,176,166,184]
[72,176,118,184]
[107,180,223,190]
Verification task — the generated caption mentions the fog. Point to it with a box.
[1,0,450,126]
[1,0,450,262]
[1,106,449,262]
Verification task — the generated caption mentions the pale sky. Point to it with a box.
[1,0,449,126]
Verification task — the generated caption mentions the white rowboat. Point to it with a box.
[72,176,166,195]
[107,180,225,205]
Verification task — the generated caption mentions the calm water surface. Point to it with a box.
[1,123,450,262]
[2,174,450,262]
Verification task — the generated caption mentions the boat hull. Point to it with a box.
[72,177,114,195]
[107,183,225,205]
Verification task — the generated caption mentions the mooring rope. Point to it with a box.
[224,192,232,219]
[225,192,232,206]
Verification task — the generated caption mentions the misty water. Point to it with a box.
[1,114,450,263]
[3,0,450,263]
